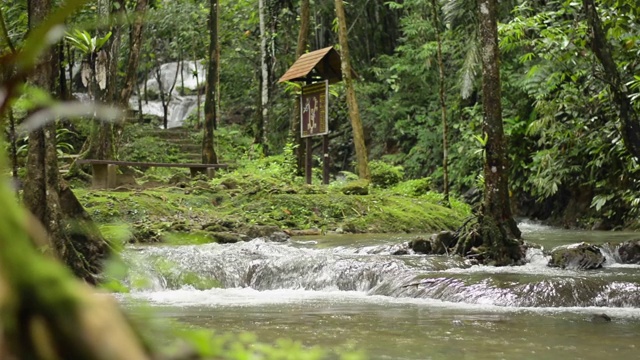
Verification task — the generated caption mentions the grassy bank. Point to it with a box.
[74,167,470,245]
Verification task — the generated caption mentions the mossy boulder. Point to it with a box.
[341,180,370,195]
[548,242,605,270]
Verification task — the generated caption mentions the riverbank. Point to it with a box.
[73,171,470,245]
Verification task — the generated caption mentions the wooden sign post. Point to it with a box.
[279,46,357,185]
[301,81,329,184]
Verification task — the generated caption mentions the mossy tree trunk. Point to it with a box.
[455,0,522,265]
[202,0,219,164]
[335,0,370,180]
[23,0,109,282]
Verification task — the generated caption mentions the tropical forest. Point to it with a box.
[1,0,640,359]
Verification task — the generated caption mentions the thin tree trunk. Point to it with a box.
[583,0,640,160]
[335,0,370,179]
[476,0,521,262]
[202,0,219,164]
[292,0,310,174]
[431,0,449,205]
[259,0,270,155]
[119,0,148,106]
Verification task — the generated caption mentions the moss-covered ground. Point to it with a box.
[75,171,470,245]
[72,124,471,245]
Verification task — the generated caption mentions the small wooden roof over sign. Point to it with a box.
[278,46,356,84]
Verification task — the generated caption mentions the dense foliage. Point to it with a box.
[2,2,639,224]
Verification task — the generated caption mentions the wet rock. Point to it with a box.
[409,237,432,254]
[208,232,244,244]
[242,225,290,242]
[268,231,290,243]
[429,231,457,255]
[434,231,457,248]
[548,242,605,270]
[391,248,409,255]
[616,239,640,264]
[591,313,612,323]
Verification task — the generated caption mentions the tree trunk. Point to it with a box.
[202,0,219,164]
[292,0,310,174]
[115,0,148,149]
[583,0,640,160]
[23,0,109,282]
[258,0,270,155]
[335,0,370,179]
[475,0,521,264]
[431,0,449,205]
[119,0,148,106]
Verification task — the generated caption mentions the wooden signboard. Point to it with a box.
[300,80,329,138]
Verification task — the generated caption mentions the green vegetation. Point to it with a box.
[75,158,470,244]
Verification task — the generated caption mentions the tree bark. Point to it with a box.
[431,0,449,205]
[119,0,148,107]
[202,0,219,164]
[335,0,370,179]
[258,0,271,154]
[292,0,310,174]
[24,0,109,281]
[476,0,521,262]
[583,0,640,160]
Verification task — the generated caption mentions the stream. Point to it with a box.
[121,221,640,359]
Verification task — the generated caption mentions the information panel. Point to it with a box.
[300,80,329,138]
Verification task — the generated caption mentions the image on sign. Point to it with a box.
[300,81,329,138]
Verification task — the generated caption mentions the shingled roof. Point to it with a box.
[278,46,356,84]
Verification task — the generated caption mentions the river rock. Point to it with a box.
[208,232,245,244]
[591,313,612,323]
[242,225,291,242]
[548,242,605,270]
[409,237,432,254]
[616,239,640,264]
[429,231,457,255]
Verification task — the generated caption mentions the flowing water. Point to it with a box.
[121,221,640,359]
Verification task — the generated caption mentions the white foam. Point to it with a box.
[123,287,640,319]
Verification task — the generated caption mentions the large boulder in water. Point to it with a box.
[548,242,605,270]
[409,237,432,254]
[616,239,640,264]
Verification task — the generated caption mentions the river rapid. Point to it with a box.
[120,221,640,359]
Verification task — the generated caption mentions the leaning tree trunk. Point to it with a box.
[583,0,640,160]
[202,0,219,164]
[291,0,310,174]
[467,0,522,265]
[335,0,370,179]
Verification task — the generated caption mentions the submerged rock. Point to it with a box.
[548,242,605,270]
[590,313,612,323]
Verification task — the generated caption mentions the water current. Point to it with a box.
[121,221,640,359]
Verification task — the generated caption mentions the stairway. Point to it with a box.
[149,127,202,162]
